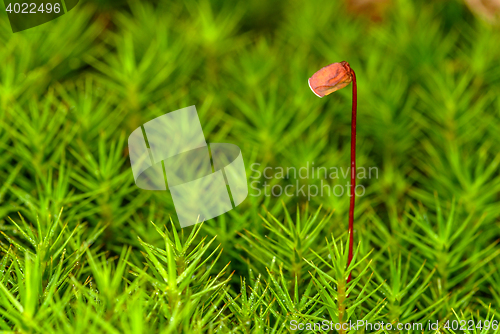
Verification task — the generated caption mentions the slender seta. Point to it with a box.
[308,61,357,283]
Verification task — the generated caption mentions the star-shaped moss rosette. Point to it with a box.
[308,61,357,283]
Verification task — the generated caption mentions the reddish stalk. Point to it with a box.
[308,61,357,284]
[347,67,357,284]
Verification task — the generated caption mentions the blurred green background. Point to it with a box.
[1,0,500,332]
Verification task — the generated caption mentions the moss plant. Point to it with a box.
[308,61,357,283]
[1,0,500,332]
